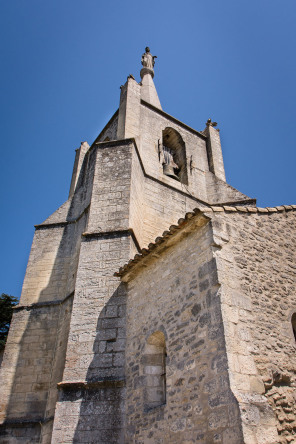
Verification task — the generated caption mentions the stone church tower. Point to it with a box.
[1,49,295,444]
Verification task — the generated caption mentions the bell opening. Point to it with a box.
[161,128,188,185]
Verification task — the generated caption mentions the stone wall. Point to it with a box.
[0,128,94,443]
[51,140,137,443]
[0,290,73,444]
[123,215,243,443]
[0,212,87,443]
[211,207,296,443]
[51,234,130,443]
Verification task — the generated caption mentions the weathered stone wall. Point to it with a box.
[0,132,94,443]
[205,173,253,205]
[210,207,296,443]
[203,124,225,182]
[51,234,130,443]
[51,140,136,443]
[141,177,199,248]
[0,214,87,443]
[0,288,74,444]
[123,215,243,444]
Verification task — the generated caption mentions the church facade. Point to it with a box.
[0,49,295,444]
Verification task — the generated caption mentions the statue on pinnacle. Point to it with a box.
[140,47,157,79]
[141,47,157,69]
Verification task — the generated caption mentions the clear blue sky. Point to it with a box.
[1,0,296,298]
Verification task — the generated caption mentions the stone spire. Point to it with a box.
[140,47,162,109]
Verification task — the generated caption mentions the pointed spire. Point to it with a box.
[140,47,162,109]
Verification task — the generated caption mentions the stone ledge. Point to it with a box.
[14,292,74,312]
[57,379,125,390]
[35,204,90,230]
[82,228,141,253]
[0,416,54,428]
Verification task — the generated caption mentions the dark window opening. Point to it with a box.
[142,331,166,410]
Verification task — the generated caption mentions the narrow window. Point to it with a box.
[143,331,166,410]
[292,313,296,342]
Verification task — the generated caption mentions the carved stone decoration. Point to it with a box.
[206,118,218,127]
[140,47,157,79]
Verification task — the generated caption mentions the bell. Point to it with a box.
[163,164,180,181]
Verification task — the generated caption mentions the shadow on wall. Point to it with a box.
[69,282,127,444]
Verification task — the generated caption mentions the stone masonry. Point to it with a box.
[0,49,295,444]
[118,205,296,443]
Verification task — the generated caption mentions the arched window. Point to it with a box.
[159,127,188,184]
[291,313,296,342]
[142,331,166,410]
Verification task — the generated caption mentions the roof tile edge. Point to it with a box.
[115,204,296,279]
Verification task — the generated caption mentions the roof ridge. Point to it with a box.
[115,204,296,278]
[211,204,296,213]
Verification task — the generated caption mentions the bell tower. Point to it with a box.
[0,48,254,444]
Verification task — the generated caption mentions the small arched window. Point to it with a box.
[142,331,166,410]
[159,128,188,184]
[291,313,296,342]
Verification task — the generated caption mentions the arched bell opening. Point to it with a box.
[160,128,188,184]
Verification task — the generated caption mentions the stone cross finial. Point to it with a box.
[140,47,157,79]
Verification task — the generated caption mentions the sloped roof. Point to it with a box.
[115,204,296,279]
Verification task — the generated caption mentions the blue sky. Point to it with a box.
[1,0,296,298]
